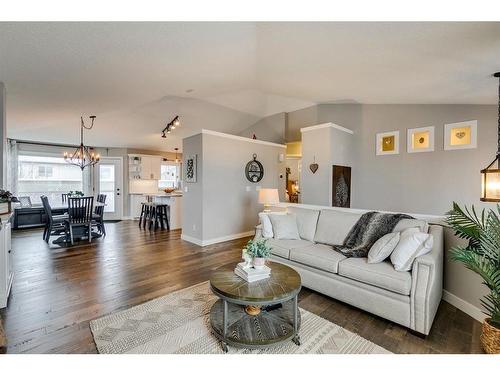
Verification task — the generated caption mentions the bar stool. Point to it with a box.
[155,204,170,230]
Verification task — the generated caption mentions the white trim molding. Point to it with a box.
[443,290,487,323]
[181,230,254,247]
[200,129,286,148]
[300,122,354,135]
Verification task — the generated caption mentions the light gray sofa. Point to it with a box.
[254,205,444,335]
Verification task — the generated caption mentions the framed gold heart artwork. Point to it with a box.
[376,130,399,155]
[444,120,477,150]
[407,126,435,153]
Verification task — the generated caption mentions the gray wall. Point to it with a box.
[182,132,286,243]
[181,134,204,240]
[239,112,287,144]
[301,126,355,206]
[290,103,496,311]
[0,83,6,188]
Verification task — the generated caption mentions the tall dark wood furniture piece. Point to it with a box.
[40,196,68,243]
[209,261,302,353]
[92,194,106,236]
[67,196,94,245]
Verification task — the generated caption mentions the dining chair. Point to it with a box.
[92,194,106,236]
[67,196,94,245]
[40,195,67,243]
[61,193,68,204]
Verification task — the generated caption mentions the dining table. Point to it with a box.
[51,201,106,245]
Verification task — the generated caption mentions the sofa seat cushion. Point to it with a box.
[338,258,412,295]
[267,239,313,259]
[289,244,347,274]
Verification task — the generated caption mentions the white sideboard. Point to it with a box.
[0,214,13,309]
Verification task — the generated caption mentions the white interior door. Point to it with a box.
[94,157,123,220]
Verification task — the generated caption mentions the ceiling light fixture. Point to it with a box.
[174,147,180,163]
[161,115,180,138]
[63,115,100,170]
[481,72,500,202]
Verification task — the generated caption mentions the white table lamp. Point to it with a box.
[258,188,279,212]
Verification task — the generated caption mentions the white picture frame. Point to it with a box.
[444,120,478,151]
[376,130,399,155]
[407,126,435,153]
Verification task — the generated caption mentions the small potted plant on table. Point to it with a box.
[0,189,18,214]
[446,202,500,354]
[244,239,272,269]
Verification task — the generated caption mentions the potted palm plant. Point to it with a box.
[244,239,272,269]
[446,202,500,353]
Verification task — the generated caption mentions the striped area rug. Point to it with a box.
[90,282,390,354]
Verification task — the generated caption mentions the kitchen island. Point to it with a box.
[129,192,182,229]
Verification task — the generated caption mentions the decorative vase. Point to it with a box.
[481,318,500,354]
[253,257,266,269]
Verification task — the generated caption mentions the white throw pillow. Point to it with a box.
[268,213,301,240]
[393,219,429,234]
[390,228,434,271]
[287,206,320,241]
[258,211,285,238]
[368,232,400,264]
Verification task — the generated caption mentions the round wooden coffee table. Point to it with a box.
[209,261,302,352]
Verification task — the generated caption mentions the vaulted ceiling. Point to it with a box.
[1,22,499,151]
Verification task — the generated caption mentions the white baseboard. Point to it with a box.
[180,234,203,246]
[181,231,254,247]
[443,290,487,323]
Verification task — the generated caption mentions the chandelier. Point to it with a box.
[63,115,100,170]
[480,72,500,202]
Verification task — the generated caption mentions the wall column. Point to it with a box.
[0,83,6,189]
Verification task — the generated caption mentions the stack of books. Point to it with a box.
[234,262,271,282]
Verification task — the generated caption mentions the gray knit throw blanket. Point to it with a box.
[332,211,413,258]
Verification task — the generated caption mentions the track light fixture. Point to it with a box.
[161,115,180,138]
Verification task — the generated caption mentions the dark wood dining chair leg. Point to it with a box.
[143,205,149,229]
[100,220,106,236]
[158,206,165,229]
[88,224,92,243]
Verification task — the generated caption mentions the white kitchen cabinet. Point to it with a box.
[0,216,13,309]
[130,155,162,180]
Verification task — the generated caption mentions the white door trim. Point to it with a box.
[94,157,124,220]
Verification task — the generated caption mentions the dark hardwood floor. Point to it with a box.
[0,221,482,354]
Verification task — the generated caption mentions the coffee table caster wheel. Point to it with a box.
[221,342,229,353]
[292,335,301,346]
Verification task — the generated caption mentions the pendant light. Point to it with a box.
[63,116,100,170]
[480,72,500,202]
[174,148,180,163]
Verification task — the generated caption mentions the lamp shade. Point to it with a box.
[258,188,280,205]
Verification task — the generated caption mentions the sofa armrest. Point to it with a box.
[410,224,444,334]
[254,224,263,240]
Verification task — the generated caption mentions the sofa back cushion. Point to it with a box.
[269,213,301,240]
[258,211,286,238]
[287,206,320,241]
[392,218,429,233]
[314,209,362,246]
